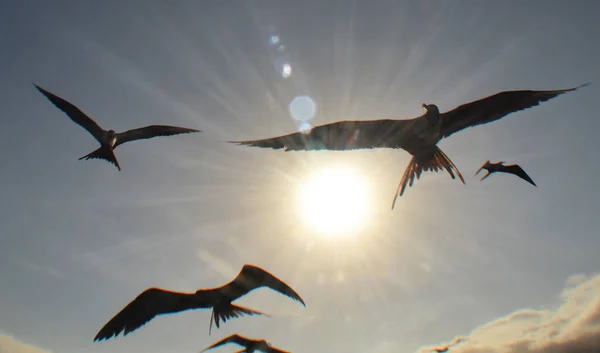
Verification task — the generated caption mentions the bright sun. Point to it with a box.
[297,166,369,238]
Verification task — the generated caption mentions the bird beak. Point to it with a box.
[421,103,427,110]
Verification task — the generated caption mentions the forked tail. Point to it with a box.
[209,303,269,335]
[391,146,465,209]
[79,146,121,171]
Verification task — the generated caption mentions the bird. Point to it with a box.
[229,83,588,209]
[201,334,291,353]
[429,337,465,353]
[93,264,305,341]
[34,83,200,170]
[475,160,537,187]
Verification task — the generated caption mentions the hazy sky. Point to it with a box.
[1,1,600,353]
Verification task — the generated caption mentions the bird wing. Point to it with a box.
[501,164,537,187]
[229,119,414,151]
[221,265,306,306]
[266,346,292,353]
[114,125,200,147]
[201,334,251,352]
[34,84,106,143]
[94,288,195,341]
[439,83,589,138]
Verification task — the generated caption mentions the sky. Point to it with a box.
[1,1,600,353]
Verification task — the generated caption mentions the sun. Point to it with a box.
[297,166,370,238]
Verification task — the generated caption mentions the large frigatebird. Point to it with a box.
[34,84,200,170]
[229,84,588,209]
[201,334,291,353]
[93,264,305,341]
[475,160,537,187]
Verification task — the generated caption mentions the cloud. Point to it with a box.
[417,272,600,353]
[0,335,51,353]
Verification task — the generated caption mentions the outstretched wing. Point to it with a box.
[266,346,292,353]
[230,119,414,151]
[221,265,306,306]
[201,334,251,352]
[502,164,537,187]
[439,83,589,138]
[114,125,200,147]
[94,288,195,341]
[34,84,106,143]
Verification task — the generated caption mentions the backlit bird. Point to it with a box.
[93,264,305,341]
[429,337,465,353]
[475,160,537,187]
[34,84,200,170]
[201,334,291,353]
[230,84,588,209]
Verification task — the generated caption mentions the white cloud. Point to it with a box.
[0,335,51,353]
[417,272,600,353]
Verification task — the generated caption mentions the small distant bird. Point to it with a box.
[475,160,537,187]
[430,337,465,353]
[201,334,291,353]
[34,84,200,170]
[230,84,588,209]
[93,264,305,341]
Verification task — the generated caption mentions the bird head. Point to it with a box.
[422,103,440,114]
[105,130,117,146]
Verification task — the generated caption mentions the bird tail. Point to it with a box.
[79,146,121,171]
[391,146,465,209]
[209,304,269,335]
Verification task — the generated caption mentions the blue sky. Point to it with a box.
[1,1,600,353]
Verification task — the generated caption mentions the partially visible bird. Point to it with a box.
[201,334,291,353]
[34,84,200,170]
[93,264,305,341]
[429,337,465,353]
[229,83,588,209]
[475,160,537,187]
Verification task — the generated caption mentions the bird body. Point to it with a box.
[201,334,291,353]
[93,264,305,341]
[34,84,200,170]
[230,84,588,208]
[475,160,537,187]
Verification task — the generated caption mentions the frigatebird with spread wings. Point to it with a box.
[34,84,200,170]
[201,334,291,353]
[230,84,588,209]
[475,160,537,187]
[93,264,305,341]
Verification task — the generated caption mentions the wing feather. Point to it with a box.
[201,334,251,352]
[34,84,106,143]
[114,125,200,147]
[502,164,537,187]
[440,83,589,138]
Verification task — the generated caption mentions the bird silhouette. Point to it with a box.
[34,84,200,170]
[429,337,465,353]
[201,334,291,353]
[475,160,537,187]
[230,84,588,208]
[93,264,305,341]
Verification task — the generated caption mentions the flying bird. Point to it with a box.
[475,160,537,187]
[429,337,465,353]
[230,83,588,209]
[93,264,305,341]
[34,84,200,170]
[201,334,291,353]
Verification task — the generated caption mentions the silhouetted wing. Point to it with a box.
[34,84,106,143]
[501,164,537,187]
[94,288,196,341]
[230,119,414,151]
[266,346,292,353]
[221,265,306,306]
[440,83,589,138]
[201,334,251,351]
[114,125,200,147]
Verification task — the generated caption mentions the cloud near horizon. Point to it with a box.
[417,272,600,353]
[0,334,51,353]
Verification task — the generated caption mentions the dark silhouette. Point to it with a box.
[201,334,291,353]
[430,337,465,352]
[230,84,588,209]
[476,160,537,187]
[93,264,305,341]
[34,84,200,170]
